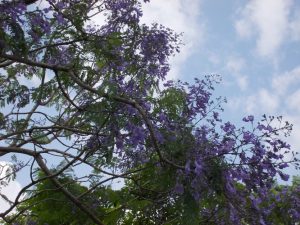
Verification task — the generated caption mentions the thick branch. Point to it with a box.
[0,54,69,71]
[0,146,104,225]
[35,155,105,225]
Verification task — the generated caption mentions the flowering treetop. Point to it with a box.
[0,0,299,224]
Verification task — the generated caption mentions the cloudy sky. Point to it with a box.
[1,0,300,213]
[142,0,300,176]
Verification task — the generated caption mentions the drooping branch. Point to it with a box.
[0,53,69,72]
[0,145,104,224]
[35,155,105,225]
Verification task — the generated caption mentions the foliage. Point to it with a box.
[0,0,299,224]
[9,172,94,225]
[263,176,300,224]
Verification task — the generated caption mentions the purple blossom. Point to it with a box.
[229,203,240,224]
[278,162,288,169]
[243,115,254,122]
[158,112,167,123]
[249,194,262,210]
[221,139,235,153]
[224,172,236,195]
[279,172,290,181]
[174,182,184,195]
[194,159,202,176]
[257,124,266,131]
[192,190,200,201]
[259,217,266,225]
[131,126,146,146]
[290,209,300,220]
[213,111,221,122]
[243,131,255,143]
[154,130,165,144]
[185,160,191,174]
[222,122,236,134]
[116,137,124,150]
[55,13,66,25]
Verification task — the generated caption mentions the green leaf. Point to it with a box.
[182,193,200,225]
[6,20,27,55]
[32,130,51,144]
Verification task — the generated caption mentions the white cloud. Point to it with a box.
[258,89,279,112]
[0,161,22,214]
[227,97,243,112]
[227,65,300,119]
[272,66,300,95]
[244,89,279,114]
[225,57,248,90]
[235,0,293,57]
[290,9,300,41]
[236,75,248,91]
[244,95,256,114]
[287,89,300,112]
[208,52,221,65]
[231,65,300,122]
[141,0,204,79]
[226,57,245,73]
[235,18,253,39]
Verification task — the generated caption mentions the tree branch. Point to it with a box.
[35,155,105,225]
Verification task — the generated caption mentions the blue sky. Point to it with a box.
[141,0,300,177]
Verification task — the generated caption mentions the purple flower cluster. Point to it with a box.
[105,0,143,24]
[0,1,27,24]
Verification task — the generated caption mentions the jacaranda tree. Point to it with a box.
[0,0,299,224]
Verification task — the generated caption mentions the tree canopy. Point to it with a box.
[0,0,299,224]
